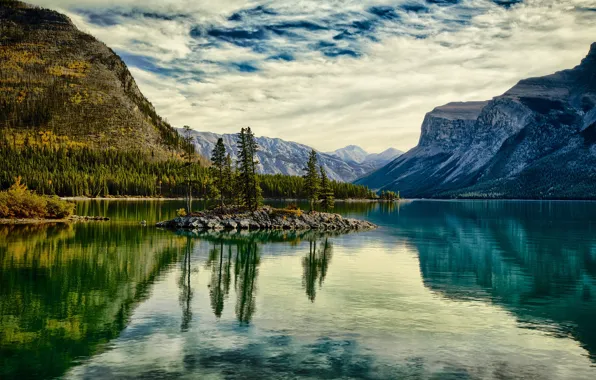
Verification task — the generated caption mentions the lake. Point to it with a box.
[1,200,596,379]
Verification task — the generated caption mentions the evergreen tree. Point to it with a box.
[303,149,320,211]
[237,127,262,211]
[223,153,234,204]
[181,126,195,213]
[210,138,227,208]
[246,127,263,210]
[319,166,335,212]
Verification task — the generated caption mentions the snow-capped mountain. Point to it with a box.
[327,146,403,167]
[179,130,400,183]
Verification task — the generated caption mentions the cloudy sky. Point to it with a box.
[30,0,596,152]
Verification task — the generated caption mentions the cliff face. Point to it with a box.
[0,1,180,154]
[357,43,596,199]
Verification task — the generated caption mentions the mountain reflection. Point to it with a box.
[302,238,333,302]
[0,224,185,379]
[386,201,596,361]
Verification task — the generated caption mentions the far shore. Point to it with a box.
[60,196,404,203]
[0,218,71,225]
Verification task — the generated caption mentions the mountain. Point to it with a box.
[327,146,402,168]
[328,145,369,164]
[362,147,404,167]
[357,43,596,199]
[0,0,180,156]
[181,130,398,182]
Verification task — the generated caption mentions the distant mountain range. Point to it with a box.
[180,129,401,183]
[357,42,596,199]
[327,146,403,168]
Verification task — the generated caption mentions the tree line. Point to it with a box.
[0,128,378,202]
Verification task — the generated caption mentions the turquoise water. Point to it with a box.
[1,200,596,379]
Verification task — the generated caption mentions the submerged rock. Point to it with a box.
[156,206,377,232]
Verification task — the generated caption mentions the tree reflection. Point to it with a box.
[208,241,233,318]
[234,242,260,324]
[302,238,333,302]
[179,236,194,332]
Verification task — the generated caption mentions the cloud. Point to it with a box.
[27,0,596,152]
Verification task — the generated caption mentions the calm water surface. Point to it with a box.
[1,200,596,379]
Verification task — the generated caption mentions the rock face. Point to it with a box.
[0,1,180,155]
[183,129,401,182]
[357,43,596,199]
[156,206,377,231]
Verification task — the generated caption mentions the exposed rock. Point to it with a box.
[357,43,596,199]
[156,206,377,231]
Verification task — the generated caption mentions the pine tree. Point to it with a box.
[246,127,262,210]
[237,128,251,210]
[181,126,195,213]
[210,138,227,208]
[303,149,320,211]
[319,166,334,212]
[223,153,234,204]
[237,127,261,211]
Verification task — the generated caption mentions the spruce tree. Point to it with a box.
[303,149,320,211]
[223,153,234,204]
[319,166,334,212]
[245,127,262,210]
[181,126,195,213]
[210,138,227,208]
[237,127,262,211]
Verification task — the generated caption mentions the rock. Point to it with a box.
[156,208,377,232]
[357,43,596,199]
[223,220,237,229]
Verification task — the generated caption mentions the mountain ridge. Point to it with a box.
[180,129,401,182]
[357,42,596,199]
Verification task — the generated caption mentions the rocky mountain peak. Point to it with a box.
[1,1,75,31]
[357,42,596,199]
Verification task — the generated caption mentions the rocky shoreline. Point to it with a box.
[156,206,377,231]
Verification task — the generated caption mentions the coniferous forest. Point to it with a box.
[0,132,377,200]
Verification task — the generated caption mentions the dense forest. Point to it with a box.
[0,141,377,200]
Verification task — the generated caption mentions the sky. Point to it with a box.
[29,0,596,153]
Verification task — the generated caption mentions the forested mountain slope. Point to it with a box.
[357,43,596,199]
[0,0,180,154]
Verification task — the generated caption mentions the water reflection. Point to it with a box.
[302,238,333,302]
[384,201,596,361]
[0,224,184,379]
[179,230,337,322]
[179,236,194,332]
[207,241,232,318]
[234,241,260,324]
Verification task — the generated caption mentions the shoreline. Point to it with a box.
[0,215,109,225]
[0,218,72,225]
[60,196,401,202]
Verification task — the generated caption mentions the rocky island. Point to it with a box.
[156,206,377,231]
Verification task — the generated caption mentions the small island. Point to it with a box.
[157,205,376,231]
